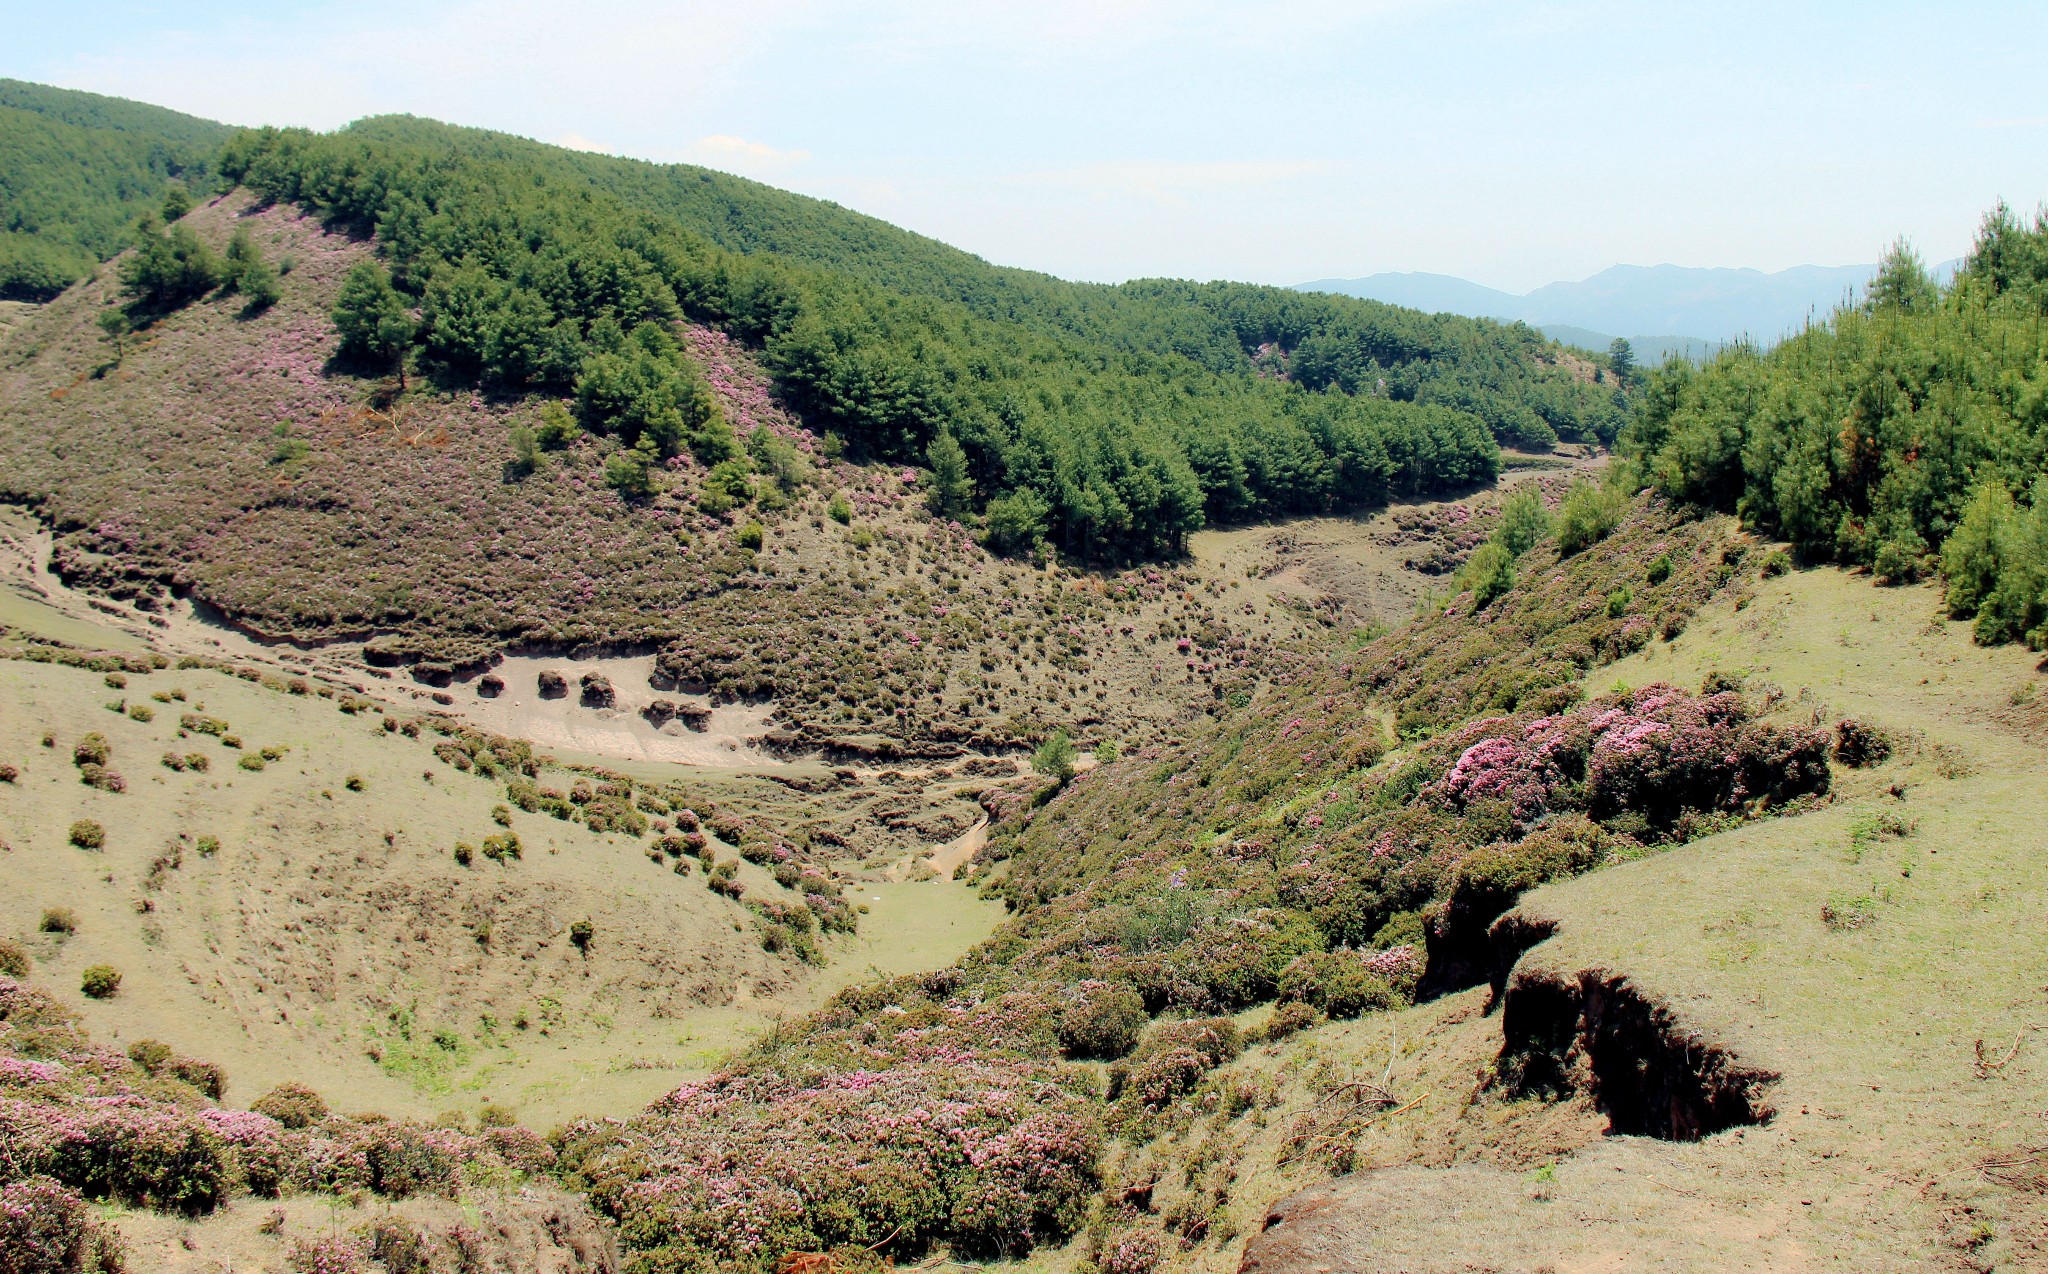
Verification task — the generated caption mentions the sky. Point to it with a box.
[6,1,2047,292]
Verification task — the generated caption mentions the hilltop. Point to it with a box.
[0,80,234,300]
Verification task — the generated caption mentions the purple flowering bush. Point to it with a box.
[0,973,557,1257]
[0,1176,125,1274]
[570,1057,1100,1269]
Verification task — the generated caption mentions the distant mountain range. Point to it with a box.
[1296,262,1959,363]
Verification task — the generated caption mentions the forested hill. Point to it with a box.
[212,116,1622,557]
[0,80,234,300]
[1625,210,2048,651]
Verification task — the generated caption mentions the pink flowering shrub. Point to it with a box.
[1054,981,1147,1060]
[1422,685,1828,839]
[43,1105,230,1213]
[574,1058,1101,1269]
[0,1177,124,1274]
[1099,1225,1172,1274]
[0,971,551,1244]
[286,1236,366,1274]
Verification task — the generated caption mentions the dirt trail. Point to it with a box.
[926,817,987,878]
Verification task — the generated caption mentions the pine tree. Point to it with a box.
[95,309,129,363]
[1493,486,1551,556]
[1607,337,1635,383]
[1032,731,1077,785]
[925,430,973,518]
[1866,237,1937,313]
[331,262,415,386]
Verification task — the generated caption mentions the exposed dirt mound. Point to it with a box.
[1496,961,1776,1139]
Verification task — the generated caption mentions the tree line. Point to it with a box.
[215,116,1625,559]
[1625,206,2048,648]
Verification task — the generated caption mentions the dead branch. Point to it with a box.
[1974,1030,2027,1079]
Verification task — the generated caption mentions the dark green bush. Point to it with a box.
[1834,718,1893,768]
[1275,953,1397,1020]
[250,1082,330,1130]
[1055,983,1148,1060]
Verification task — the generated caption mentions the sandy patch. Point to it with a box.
[450,652,786,768]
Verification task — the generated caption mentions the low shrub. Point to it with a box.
[68,820,106,850]
[363,1219,430,1274]
[165,1058,226,1100]
[0,939,30,978]
[237,755,266,772]
[80,965,122,999]
[76,764,125,793]
[72,734,110,767]
[1276,952,1399,1020]
[1055,981,1148,1060]
[1834,718,1893,768]
[287,1236,367,1274]
[1259,1001,1323,1041]
[0,1177,126,1274]
[581,794,647,836]
[126,1039,173,1072]
[250,1082,330,1130]
[1099,1226,1170,1274]
[40,908,77,935]
[0,762,16,783]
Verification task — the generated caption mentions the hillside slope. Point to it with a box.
[1243,565,2048,1272]
[0,642,1010,1127]
[0,191,1554,756]
[0,79,232,300]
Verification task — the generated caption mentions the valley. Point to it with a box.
[0,72,2042,1274]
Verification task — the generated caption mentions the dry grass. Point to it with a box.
[0,652,1004,1128]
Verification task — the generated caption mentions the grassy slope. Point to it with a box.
[1233,566,2048,1272]
[0,649,1003,1128]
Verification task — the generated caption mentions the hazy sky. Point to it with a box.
[8,1,2046,291]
